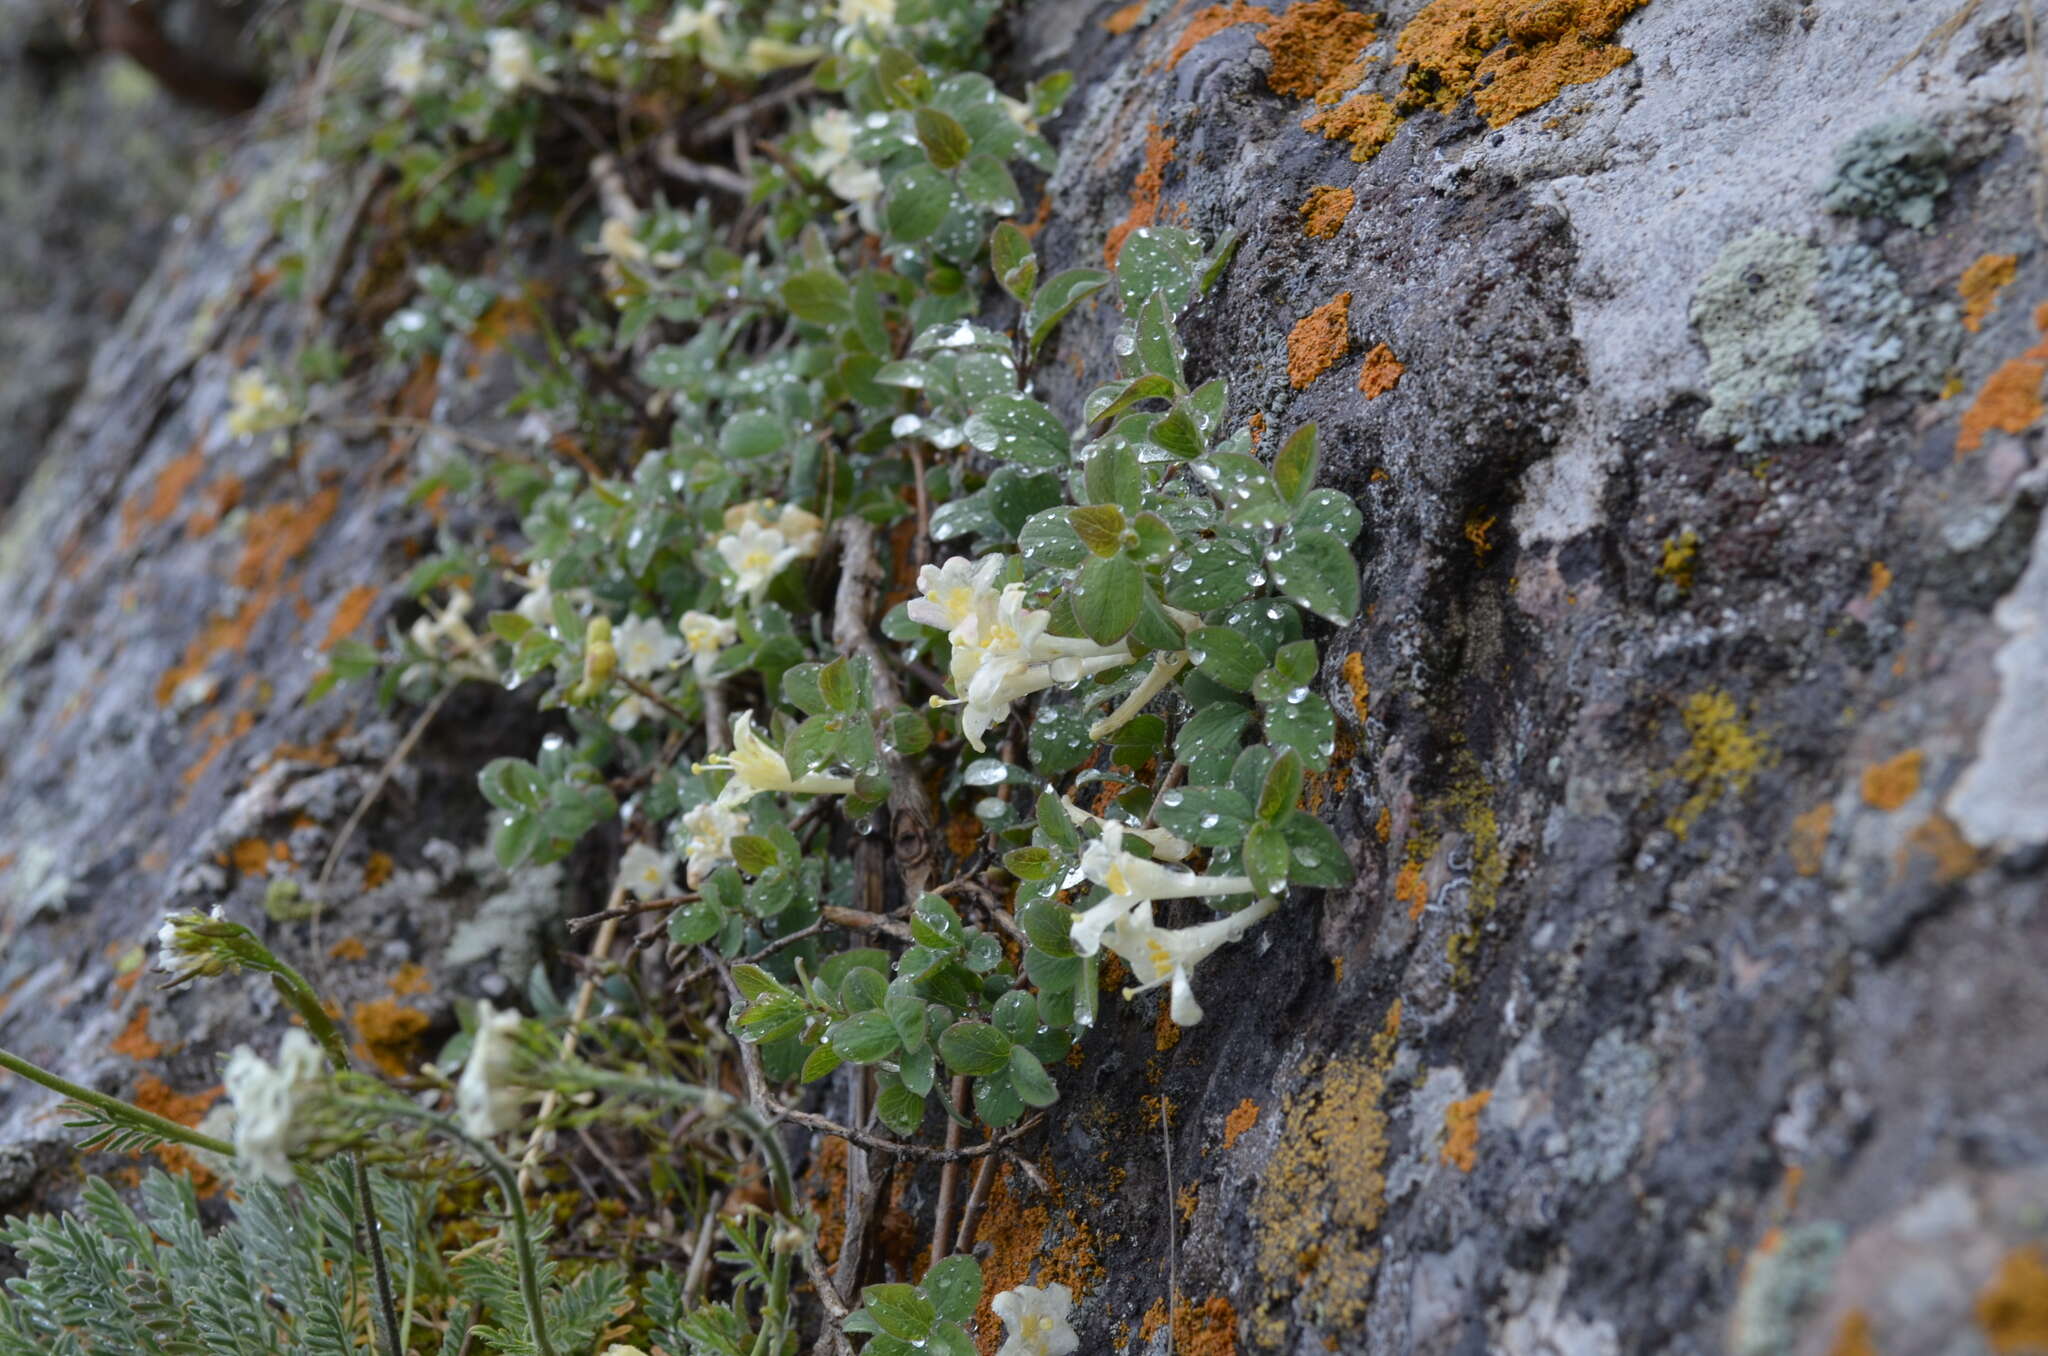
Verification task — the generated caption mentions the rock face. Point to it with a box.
[3,2,2048,1354]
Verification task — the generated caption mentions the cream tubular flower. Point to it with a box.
[681,799,749,886]
[485,28,555,93]
[716,520,802,607]
[457,1000,526,1138]
[619,841,678,900]
[837,0,895,29]
[226,368,291,438]
[657,0,728,46]
[699,711,857,805]
[223,1029,327,1185]
[991,1283,1079,1356]
[907,554,1004,633]
[596,215,648,266]
[944,585,1133,751]
[1057,800,1190,862]
[680,610,739,678]
[1070,820,1255,955]
[1088,650,1188,742]
[1103,893,1280,1026]
[615,613,684,679]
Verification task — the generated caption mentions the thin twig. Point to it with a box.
[318,686,453,889]
[931,1076,969,1258]
[619,674,696,726]
[569,892,701,931]
[681,1206,722,1305]
[1163,1095,1178,1356]
[954,1152,1000,1256]
[653,132,753,197]
[686,75,816,148]
[517,881,627,1194]
[335,0,429,26]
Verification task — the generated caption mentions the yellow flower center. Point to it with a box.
[741,548,776,573]
[1105,863,1131,895]
[1145,939,1172,974]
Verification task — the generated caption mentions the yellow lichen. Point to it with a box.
[1658,530,1699,591]
[1665,690,1769,840]
[1827,1309,1878,1356]
[1859,749,1924,812]
[1440,1088,1492,1171]
[1960,253,2019,333]
[1339,652,1370,722]
[1978,1246,2048,1355]
[1464,512,1497,562]
[1302,93,1401,161]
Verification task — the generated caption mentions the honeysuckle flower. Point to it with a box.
[716,519,804,606]
[681,799,748,886]
[907,554,1005,633]
[619,841,678,901]
[383,34,437,97]
[680,610,739,678]
[600,1347,650,1356]
[837,0,895,29]
[1000,94,1040,134]
[723,499,825,557]
[741,36,822,72]
[485,28,555,93]
[1087,650,1188,741]
[615,614,684,679]
[798,110,885,225]
[513,561,561,626]
[656,0,728,46]
[456,1000,526,1138]
[991,1283,1079,1356]
[223,1028,327,1185]
[1057,800,1191,862]
[226,368,291,438]
[937,582,1135,750]
[1070,820,1256,955]
[698,710,858,806]
[595,215,648,266]
[1101,892,1279,1026]
[408,589,500,682]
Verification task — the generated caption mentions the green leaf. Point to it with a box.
[782,663,832,716]
[1189,625,1266,691]
[1084,372,1177,425]
[1115,227,1201,315]
[667,899,722,946]
[973,1071,1025,1127]
[915,107,972,169]
[928,1321,978,1356]
[1003,846,1056,880]
[887,167,953,242]
[819,656,859,712]
[494,811,540,870]
[1259,748,1305,821]
[876,47,933,104]
[730,834,780,876]
[1152,786,1255,847]
[1026,268,1111,354]
[1131,290,1185,386]
[479,758,544,811]
[1150,400,1207,459]
[937,1020,1012,1075]
[863,1285,936,1343]
[719,411,785,461]
[1019,898,1076,956]
[731,963,789,1001]
[1295,488,1364,544]
[991,221,1033,283]
[1243,820,1291,897]
[1273,531,1361,623]
[1074,553,1143,644]
[1263,689,1336,768]
[1273,639,1318,685]
[959,154,1021,211]
[923,1256,984,1325]
[964,394,1070,467]
[876,1081,928,1135]
[1176,703,1251,784]
[890,708,933,756]
[1070,504,1126,556]
[887,989,929,1049]
[802,1042,845,1084]
[1280,810,1354,886]
[1084,440,1143,511]
[1164,538,1259,612]
[1027,702,1093,774]
[828,1011,902,1064]
[782,270,853,327]
[1273,422,1319,507]
[1009,1046,1059,1107]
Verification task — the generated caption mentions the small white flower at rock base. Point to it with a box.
[615,614,684,679]
[698,710,858,806]
[485,28,555,93]
[226,368,291,439]
[1000,94,1040,135]
[990,1282,1079,1356]
[383,34,437,97]
[716,519,803,607]
[513,562,556,626]
[1100,893,1279,1027]
[1069,820,1257,956]
[680,610,739,678]
[799,111,885,226]
[456,1000,526,1138]
[836,0,895,30]
[681,799,749,886]
[223,1028,327,1185]
[595,215,648,267]
[407,588,500,683]
[619,841,678,901]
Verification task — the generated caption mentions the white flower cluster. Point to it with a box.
[226,368,291,439]
[457,1000,527,1138]
[714,500,824,606]
[798,111,884,229]
[383,34,440,98]
[910,557,1135,751]
[991,1283,1078,1356]
[699,711,857,807]
[223,1029,327,1185]
[485,28,555,93]
[1069,820,1275,1026]
[155,906,227,978]
[408,589,500,683]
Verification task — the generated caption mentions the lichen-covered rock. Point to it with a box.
[1823,116,1953,229]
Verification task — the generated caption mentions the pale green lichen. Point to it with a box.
[1692,227,1957,452]
[1729,1222,1845,1356]
[1822,116,1950,230]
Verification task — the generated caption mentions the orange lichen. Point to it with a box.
[329,936,369,961]
[352,998,430,1078]
[121,445,208,548]
[1104,125,1179,266]
[1866,561,1893,602]
[321,584,380,650]
[364,850,396,888]
[185,472,244,537]
[1288,292,1351,388]
[1465,513,1497,561]
[1357,342,1404,398]
[1302,93,1401,161]
[1440,1089,1491,1171]
[1139,1298,1170,1345]
[1960,254,2020,333]
[1827,1310,1878,1356]
[1395,860,1428,920]
[1222,1097,1261,1149]
[972,1164,1101,1356]
[1901,812,1983,885]
[131,1075,223,1194]
[1339,652,1369,721]
[1175,1294,1239,1356]
[111,1007,164,1060]
[1256,0,1377,99]
[1789,802,1834,877]
[1177,1182,1201,1222]
[1103,0,1148,33]
[180,706,256,786]
[1958,357,2047,454]
[947,810,985,861]
[1977,1246,2048,1354]
[390,962,433,998]
[235,488,340,593]
[1248,411,1267,446]
[1299,185,1355,239]
[1155,1002,1183,1052]
[1860,749,1924,812]
[1374,807,1391,842]
[229,837,273,876]
[1396,0,1650,127]
[1166,1,1273,67]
